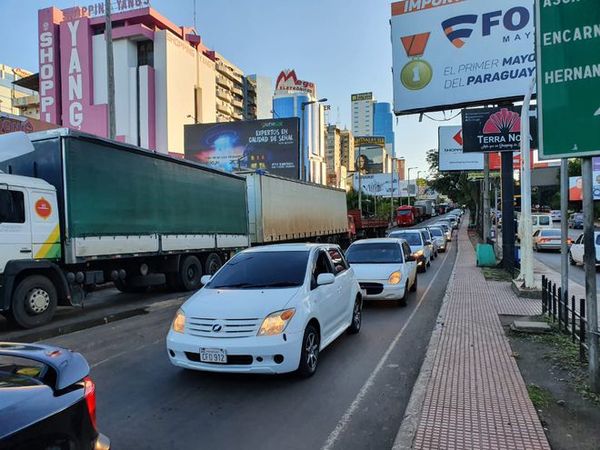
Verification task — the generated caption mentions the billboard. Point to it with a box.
[438,125,483,171]
[353,173,416,198]
[569,171,600,202]
[391,0,535,115]
[355,136,386,174]
[275,70,316,97]
[184,118,300,179]
[351,92,373,102]
[461,106,538,153]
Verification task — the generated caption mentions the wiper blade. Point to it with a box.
[249,281,301,288]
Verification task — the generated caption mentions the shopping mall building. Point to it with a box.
[37,3,268,154]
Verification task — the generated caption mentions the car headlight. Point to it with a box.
[257,309,295,336]
[172,309,186,333]
[388,271,402,285]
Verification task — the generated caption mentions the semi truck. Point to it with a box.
[347,209,388,238]
[414,200,436,219]
[0,130,350,328]
[396,205,418,227]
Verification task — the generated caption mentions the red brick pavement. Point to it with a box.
[412,224,550,450]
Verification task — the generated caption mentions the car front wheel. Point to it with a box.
[297,324,320,378]
[348,297,362,334]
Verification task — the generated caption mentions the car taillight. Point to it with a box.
[83,376,97,431]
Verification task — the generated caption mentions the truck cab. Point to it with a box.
[1,173,64,328]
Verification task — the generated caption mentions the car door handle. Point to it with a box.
[20,249,32,253]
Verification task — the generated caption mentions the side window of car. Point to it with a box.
[327,248,348,275]
[402,242,412,260]
[312,251,334,288]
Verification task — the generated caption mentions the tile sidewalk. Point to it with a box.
[409,220,550,449]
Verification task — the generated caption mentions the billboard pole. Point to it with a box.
[483,153,490,242]
[560,158,569,304]
[390,158,396,226]
[517,77,536,288]
[358,144,363,216]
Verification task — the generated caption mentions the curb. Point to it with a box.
[392,223,461,449]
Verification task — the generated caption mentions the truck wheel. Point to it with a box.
[179,256,203,291]
[204,253,223,276]
[9,275,57,329]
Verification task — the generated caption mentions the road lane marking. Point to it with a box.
[90,337,163,369]
[321,243,453,450]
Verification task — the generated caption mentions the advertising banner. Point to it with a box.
[438,126,484,171]
[355,136,386,174]
[275,70,316,97]
[184,118,300,179]
[461,106,538,153]
[391,0,535,115]
[569,174,600,202]
[353,173,416,198]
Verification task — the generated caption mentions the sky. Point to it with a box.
[0,0,461,174]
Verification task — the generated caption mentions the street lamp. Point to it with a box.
[300,98,327,182]
[407,166,418,206]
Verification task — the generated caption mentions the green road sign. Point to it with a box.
[536,0,600,159]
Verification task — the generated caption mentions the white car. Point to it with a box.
[388,230,432,272]
[427,226,448,253]
[550,210,561,222]
[345,238,418,306]
[166,244,362,377]
[569,232,600,266]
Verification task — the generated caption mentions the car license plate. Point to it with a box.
[199,348,227,364]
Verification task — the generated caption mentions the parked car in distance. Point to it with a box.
[435,222,453,241]
[0,343,110,450]
[568,213,584,229]
[345,238,418,306]
[427,226,448,252]
[550,210,561,222]
[388,229,432,272]
[166,244,362,377]
[569,232,600,266]
[533,229,570,252]
[517,214,554,240]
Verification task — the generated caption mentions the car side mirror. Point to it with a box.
[425,240,432,246]
[200,275,212,286]
[406,254,415,262]
[317,273,335,286]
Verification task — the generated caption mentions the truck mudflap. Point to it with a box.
[1,259,72,311]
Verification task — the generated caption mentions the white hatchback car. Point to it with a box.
[388,230,432,272]
[166,244,362,377]
[345,238,418,306]
[569,232,600,266]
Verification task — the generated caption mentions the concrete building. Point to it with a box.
[0,65,39,118]
[340,128,355,173]
[351,92,375,136]
[374,102,395,157]
[246,74,272,120]
[36,5,257,155]
[325,124,342,188]
[273,69,326,185]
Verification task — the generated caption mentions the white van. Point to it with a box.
[517,213,554,241]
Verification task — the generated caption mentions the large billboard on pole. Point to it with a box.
[353,173,416,198]
[438,126,483,171]
[391,0,535,115]
[184,119,300,179]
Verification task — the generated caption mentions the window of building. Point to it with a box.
[137,41,154,67]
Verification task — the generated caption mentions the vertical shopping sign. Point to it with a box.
[536,0,600,159]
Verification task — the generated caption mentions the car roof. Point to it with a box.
[390,229,421,234]
[351,238,405,245]
[242,243,331,253]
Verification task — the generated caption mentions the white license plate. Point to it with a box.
[199,348,227,364]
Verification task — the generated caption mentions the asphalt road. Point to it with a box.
[42,217,458,450]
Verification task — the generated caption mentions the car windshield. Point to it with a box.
[389,232,422,245]
[541,230,561,237]
[538,216,551,226]
[207,251,309,289]
[398,210,412,216]
[429,228,443,237]
[346,243,402,264]
[596,235,600,245]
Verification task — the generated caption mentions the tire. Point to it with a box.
[569,252,576,266]
[410,274,417,292]
[297,324,320,378]
[398,282,408,307]
[426,257,431,268]
[347,297,362,334]
[418,262,426,273]
[114,278,148,293]
[9,275,57,329]
[204,253,223,276]
[179,256,203,291]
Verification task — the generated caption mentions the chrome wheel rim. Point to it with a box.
[27,288,50,314]
[305,332,319,370]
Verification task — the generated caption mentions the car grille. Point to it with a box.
[185,352,253,365]
[359,282,384,295]
[186,317,261,338]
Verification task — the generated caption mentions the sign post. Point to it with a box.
[536,0,600,392]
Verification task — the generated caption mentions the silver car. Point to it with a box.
[427,226,448,252]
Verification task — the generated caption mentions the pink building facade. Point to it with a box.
[38,4,218,153]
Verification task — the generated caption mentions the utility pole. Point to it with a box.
[358,144,362,216]
[582,157,600,392]
[483,153,490,242]
[501,151,515,272]
[560,158,569,304]
[105,0,116,140]
[517,77,535,288]
[390,158,396,226]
